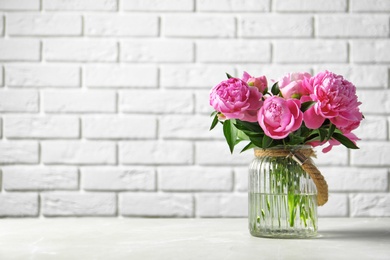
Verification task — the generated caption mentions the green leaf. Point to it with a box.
[327,123,336,140]
[271,82,280,96]
[262,135,273,148]
[333,128,343,134]
[237,130,250,141]
[247,135,264,148]
[226,73,233,79]
[209,114,219,131]
[235,120,262,133]
[223,119,238,153]
[318,128,328,142]
[210,111,218,117]
[301,101,316,112]
[241,131,263,138]
[288,132,306,145]
[332,133,359,149]
[240,142,256,153]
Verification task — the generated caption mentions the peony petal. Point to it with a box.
[246,87,263,110]
[330,116,350,128]
[303,107,325,129]
[242,71,251,82]
[322,144,333,153]
[241,110,258,122]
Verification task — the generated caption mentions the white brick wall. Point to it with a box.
[0,0,389,219]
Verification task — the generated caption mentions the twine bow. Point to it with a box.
[254,148,328,206]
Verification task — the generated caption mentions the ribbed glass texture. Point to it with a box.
[248,147,318,238]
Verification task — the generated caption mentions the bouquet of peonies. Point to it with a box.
[209,71,363,153]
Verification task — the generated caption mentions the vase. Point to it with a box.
[248,146,319,238]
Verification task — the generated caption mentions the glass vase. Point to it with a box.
[248,146,318,238]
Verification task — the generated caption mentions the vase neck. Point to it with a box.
[254,146,314,159]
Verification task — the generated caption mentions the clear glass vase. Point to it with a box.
[248,146,318,238]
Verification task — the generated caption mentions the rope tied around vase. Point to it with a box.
[254,148,328,206]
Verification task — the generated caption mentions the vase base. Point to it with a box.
[250,229,317,239]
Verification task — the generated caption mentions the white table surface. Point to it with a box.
[0,218,389,260]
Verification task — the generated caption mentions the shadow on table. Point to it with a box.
[318,229,390,241]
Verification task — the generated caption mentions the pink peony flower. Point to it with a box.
[210,77,262,122]
[303,71,363,130]
[258,96,303,139]
[278,72,311,99]
[242,71,268,94]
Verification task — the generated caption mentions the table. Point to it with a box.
[0,218,389,259]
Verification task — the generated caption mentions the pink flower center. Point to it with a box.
[265,102,283,126]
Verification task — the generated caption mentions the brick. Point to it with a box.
[0,16,3,35]
[161,65,236,88]
[85,65,158,88]
[4,116,79,139]
[315,145,348,166]
[196,40,270,63]
[318,194,348,217]
[0,39,40,61]
[351,142,390,166]
[159,166,232,191]
[85,14,158,36]
[42,193,116,216]
[0,141,38,164]
[119,141,193,165]
[120,193,193,217]
[323,167,388,192]
[0,90,38,112]
[163,15,235,38]
[122,0,193,11]
[236,65,313,83]
[121,40,193,63]
[43,0,117,11]
[317,15,389,38]
[160,115,221,140]
[5,65,80,88]
[44,40,117,62]
[197,0,269,12]
[388,118,390,139]
[274,40,347,63]
[274,0,347,12]
[0,193,38,217]
[234,167,248,192]
[353,116,387,140]
[42,141,116,165]
[314,65,388,88]
[43,90,116,113]
[358,90,390,114]
[351,40,390,63]
[196,142,252,166]
[7,14,82,36]
[2,167,78,190]
[120,90,194,114]
[0,0,39,10]
[351,0,390,12]
[83,116,156,139]
[195,90,214,114]
[196,193,247,217]
[350,194,390,217]
[81,167,155,191]
[239,15,312,38]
